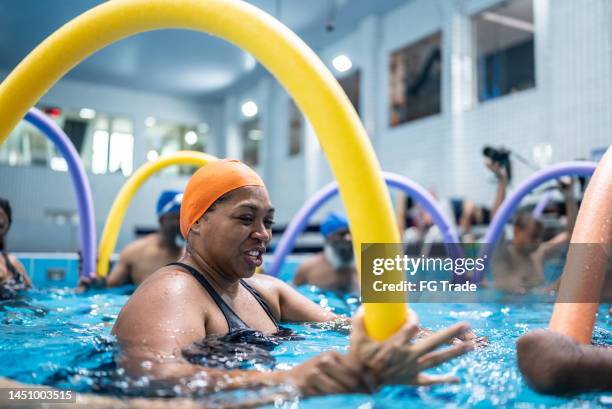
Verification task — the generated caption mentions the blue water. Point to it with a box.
[0,276,611,407]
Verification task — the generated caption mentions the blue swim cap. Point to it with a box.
[320,211,349,238]
[156,190,183,218]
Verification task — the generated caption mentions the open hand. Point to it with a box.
[349,307,473,388]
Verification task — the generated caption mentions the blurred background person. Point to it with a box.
[0,197,31,297]
[293,212,358,294]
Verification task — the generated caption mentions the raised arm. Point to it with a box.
[561,179,578,238]
[487,161,507,218]
[538,180,578,259]
[395,192,407,234]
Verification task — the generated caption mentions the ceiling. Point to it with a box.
[0,0,408,100]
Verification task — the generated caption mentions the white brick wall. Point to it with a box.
[222,0,612,225]
[3,0,612,251]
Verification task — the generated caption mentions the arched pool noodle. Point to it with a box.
[549,148,612,344]
[25,108,96,278]
[532,190,554,219]
[97,151,216,277]
[268,171,462,278]
[0,0,404,340]
[474,161,598,283]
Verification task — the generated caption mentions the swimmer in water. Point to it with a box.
[113,159,474,397]
[80,191,184,289]
[293,212,358,294]
[0,197,31,296]
[487,159,578,294]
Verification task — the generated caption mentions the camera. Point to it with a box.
[482,146,509,163]
[482,146,512,181]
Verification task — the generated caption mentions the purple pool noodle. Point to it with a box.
[474,161,597,283]
[267,171,462,278]
[25,108,96,278]
[532,190,554,219]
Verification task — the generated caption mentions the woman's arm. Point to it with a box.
[113,270,362,396]
[9,254,31,287]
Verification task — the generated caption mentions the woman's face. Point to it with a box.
[192,186,274,279]
[0,207,9,238]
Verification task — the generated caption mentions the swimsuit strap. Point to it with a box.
[240,279,279,329]
[168,262,251,333]
[2,251,22,284]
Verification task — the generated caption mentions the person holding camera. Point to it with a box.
[484,149,578,294]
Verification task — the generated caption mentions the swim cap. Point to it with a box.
[156,190,183,218]
[320,211,349,238]
[180,159,265,238]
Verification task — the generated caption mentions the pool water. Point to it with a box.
[0,284,611,408]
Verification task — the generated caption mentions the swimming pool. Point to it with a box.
[0,259,610,408]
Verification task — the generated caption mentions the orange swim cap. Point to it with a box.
[180,159,265,238]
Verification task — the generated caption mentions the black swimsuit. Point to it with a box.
[169,262,279,333]
[2,251,24,285]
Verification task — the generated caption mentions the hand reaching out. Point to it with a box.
[349,307,474,387]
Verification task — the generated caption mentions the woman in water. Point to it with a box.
[0,198,31,297]
[113,159,474,398]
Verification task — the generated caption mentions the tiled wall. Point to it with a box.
[0,76,222,252]
[3,0,612,254]
[222,0,612,225]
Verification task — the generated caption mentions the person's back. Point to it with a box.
[107,232,182,286]
[294,253,357,293]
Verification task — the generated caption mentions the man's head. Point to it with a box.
[156,190,183,248]
[512,211,544,254]
[320,212,353,267]
[0,197,12,246]
[181,159,273,278]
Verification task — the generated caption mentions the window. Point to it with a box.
[389,32,442,126]
[288,99,302,156]
[338,69,361,116]
[473,0,535,102]
[0,120,52,167]
[144,119,207,176]
[241,118,261,167]
[0,107,134,176]
[88,115,134,176]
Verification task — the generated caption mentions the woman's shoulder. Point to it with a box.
[243,273,289,304]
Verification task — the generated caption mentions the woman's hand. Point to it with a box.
[486,159,507,180]
[282,350,371,396]
[349,307,473,388]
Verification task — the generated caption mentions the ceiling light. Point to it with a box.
[79,108,96,119]
[241,101,258,118]
[184,131,198,145]
[244,53,256,70]
[147,150,159,162]
[481,12,534,32]
[197,122,209,133]
[332,55,352,73]
[50,157,68,172]
[248,129,263,141]
[144,116,156,127]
